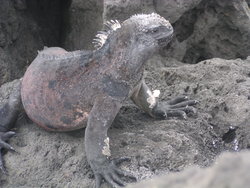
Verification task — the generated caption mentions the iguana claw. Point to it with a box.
[152,96,199,119]
[92,157,136,188]
[0,131,16,174]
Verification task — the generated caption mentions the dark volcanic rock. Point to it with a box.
[0,0,68,85]
[155,0,202,23]
[173,0,250,63]
[0,0,42,85]
[62,0,104,50]
[104,0,202,23]
[0,57,250,187]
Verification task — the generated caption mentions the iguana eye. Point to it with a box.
[152,28,159,33]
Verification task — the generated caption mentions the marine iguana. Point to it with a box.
[0,13,198,187]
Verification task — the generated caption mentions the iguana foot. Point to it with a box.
[91,157,135,188]
[152,96,198,119]
[0,131,16,173]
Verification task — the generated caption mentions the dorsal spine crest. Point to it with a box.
[93,20,121,50]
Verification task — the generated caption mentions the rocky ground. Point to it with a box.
[0,0,250,188]
[0,57,250,187]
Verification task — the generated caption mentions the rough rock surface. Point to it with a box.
[171,0,250,63]
[0,0,69,85]
[104,0,202,23]
[0,57,250,187]
[0,0,42,85]
[127,151,250,188]
[62,0,103,50]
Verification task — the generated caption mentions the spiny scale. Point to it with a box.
[93,20,121,50]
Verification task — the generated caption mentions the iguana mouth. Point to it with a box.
[158,33,174,47]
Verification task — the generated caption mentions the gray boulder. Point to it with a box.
[128,151,250,188]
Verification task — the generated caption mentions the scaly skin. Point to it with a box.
[0,13,198,187]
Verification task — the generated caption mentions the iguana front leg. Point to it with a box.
[85,96,133,188]
[131,80,198,119]
[0,80,22,173]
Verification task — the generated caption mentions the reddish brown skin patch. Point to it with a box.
[21,48,94,132]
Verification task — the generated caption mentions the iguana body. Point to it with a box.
[0,13,197,187]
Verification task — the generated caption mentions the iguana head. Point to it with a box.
[125,13,173,48]
[93,13,173,52]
